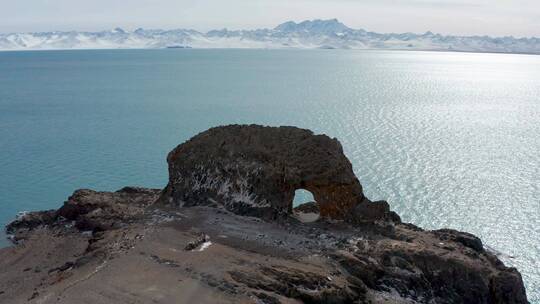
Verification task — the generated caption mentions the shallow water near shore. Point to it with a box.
[0,49,538,301]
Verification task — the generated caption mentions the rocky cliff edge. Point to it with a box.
[1,125,529,304]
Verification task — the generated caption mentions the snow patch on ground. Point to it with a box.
[198,241,212,252]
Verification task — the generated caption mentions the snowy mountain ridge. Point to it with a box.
[1,19,539,54]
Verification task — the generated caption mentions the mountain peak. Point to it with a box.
[1,20,538,54]
[275,19,350,34]
[112,27,126,34]
[274,21,297,32]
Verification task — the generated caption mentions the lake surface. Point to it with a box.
[0,49,538,301]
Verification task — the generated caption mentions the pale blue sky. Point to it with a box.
[1,0,538,37]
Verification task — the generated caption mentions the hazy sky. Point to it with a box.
[1,0,538,37]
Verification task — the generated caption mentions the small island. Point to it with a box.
[0,125,529,303]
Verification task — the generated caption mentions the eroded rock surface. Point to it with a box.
[6,187,161,244]
[0,125,529,304]
[161,125,397,222]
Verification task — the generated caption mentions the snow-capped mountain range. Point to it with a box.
[1,19,539,54]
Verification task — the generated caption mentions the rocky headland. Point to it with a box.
[0,125,529,303]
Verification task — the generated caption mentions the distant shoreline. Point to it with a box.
[0,46,539,56]
[1,19,538,56]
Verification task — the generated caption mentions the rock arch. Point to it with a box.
[292,189,320,223]
[160,125,397,222]
[292,189,315,208]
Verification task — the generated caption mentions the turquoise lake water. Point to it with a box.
[0,49,538,301]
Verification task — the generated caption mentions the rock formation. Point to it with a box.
[0,125,529,304]
[161,125,398,222]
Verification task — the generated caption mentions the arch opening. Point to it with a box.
[292,189,320,223]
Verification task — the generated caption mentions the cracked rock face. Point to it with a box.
[161,125,393,221]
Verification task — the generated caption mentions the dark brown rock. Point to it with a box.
[6,210,56,237]
[6,187,161,244]
[55,187,161,231]
[489,269,529,304]
[160,124,396,222]
[432,228,484,252]
[333,224,529,304]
